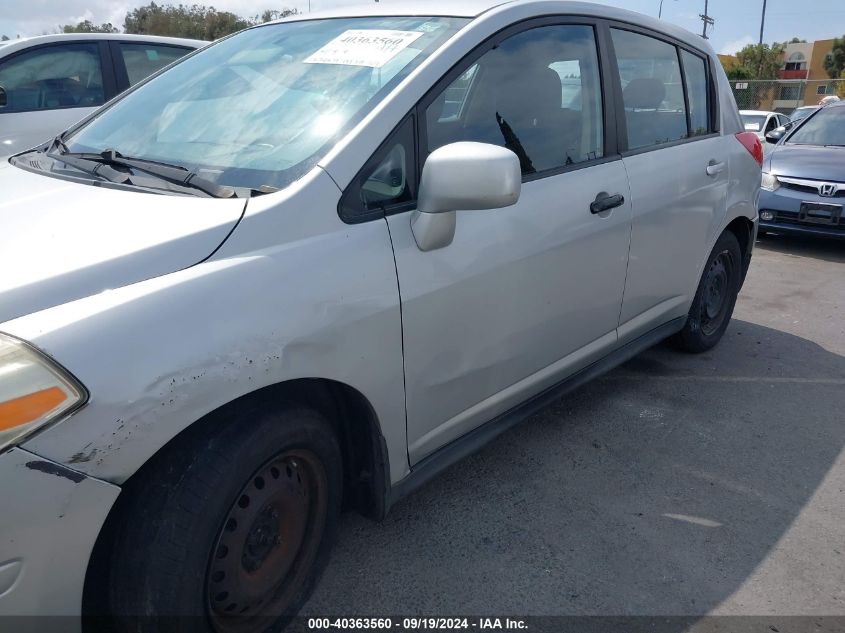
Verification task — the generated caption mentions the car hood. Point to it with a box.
[0,163,245,324]
[766,144,845,181]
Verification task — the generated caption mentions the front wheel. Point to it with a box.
[107,404,342,633]
[671,231,742,353]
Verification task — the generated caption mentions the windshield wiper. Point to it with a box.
[54,147,236,198]
[45,149,132,185]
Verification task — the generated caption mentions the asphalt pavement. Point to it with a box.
[302,233,845,618]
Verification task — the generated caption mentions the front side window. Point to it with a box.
[118,43,192,86]
[0,43,104,113]
[787,105,845,147]
[764,116,777,133]
[612,29,688,150]
[63,17,466,192]
[425,24,604,176]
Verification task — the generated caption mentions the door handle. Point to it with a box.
[590,192,625,214]
[706,160,726,177]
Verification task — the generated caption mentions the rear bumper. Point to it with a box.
[0,447,119,631]
[759,188,845,240]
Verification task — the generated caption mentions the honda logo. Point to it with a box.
[818,183,838,197]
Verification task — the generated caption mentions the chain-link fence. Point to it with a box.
[729,79,845,113]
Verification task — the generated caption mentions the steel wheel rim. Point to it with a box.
[700,249,734,336]
[206,449,328,632]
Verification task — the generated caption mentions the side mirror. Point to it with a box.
[765,126,786,144]
[411,142,521,251]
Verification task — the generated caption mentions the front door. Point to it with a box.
[0,41,109,156]
[385,21,633,463]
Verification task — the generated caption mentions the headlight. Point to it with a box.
[0,332,86,451]
[761,172,780,191]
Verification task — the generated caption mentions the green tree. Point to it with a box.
[124,3,248,39]
[60,20,119,33]
[724,64,753,81]
[255,9,298,23]
[823,36,845,80]
[124,3,296,40]
[735,42,786,80]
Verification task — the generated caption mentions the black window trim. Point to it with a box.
[604,20,721,158]
[108,40,194,92]
[0,39,118,114]
[339,113,419,224]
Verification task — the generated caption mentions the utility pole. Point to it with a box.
[699,0,714,39]
[759,0,767,44]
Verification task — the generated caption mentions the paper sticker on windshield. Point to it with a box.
[745,123,761,131]
[304,30,424,68]
[417,22,446,32]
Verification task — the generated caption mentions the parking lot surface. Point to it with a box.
[303,234,845,616]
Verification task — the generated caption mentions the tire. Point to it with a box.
[107,403,342,633]
[671,230,742,353]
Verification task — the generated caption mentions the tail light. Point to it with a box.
[735,132,763,167]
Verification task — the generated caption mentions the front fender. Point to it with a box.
[7,176,407,485]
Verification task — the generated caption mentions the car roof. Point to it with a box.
[740,110,778,116]
[283,0,507,19]
[0,33,206,57]
[273,0,714,53]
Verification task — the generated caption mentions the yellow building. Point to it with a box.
[774,38,840,110]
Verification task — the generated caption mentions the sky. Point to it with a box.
[1,0,843,54]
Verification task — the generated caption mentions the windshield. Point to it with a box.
[788,106,845,146]
[790,107,816,121]
[741,114,767,131]
[62,17,467,192]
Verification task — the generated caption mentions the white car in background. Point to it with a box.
[0,33,204,158]
[739,109,790,141]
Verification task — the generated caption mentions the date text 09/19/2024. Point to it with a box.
[307,618,528,630]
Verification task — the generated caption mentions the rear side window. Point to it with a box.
[611,29,688,149]
[0,43,105,113]
[118,43,191,86]
[425,24,604,176]
[680,49,709,137]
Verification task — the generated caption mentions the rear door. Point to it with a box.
[0,41,117,156]
[376,19,632,462]
[607,26,730,343]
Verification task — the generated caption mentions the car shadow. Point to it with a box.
[301,320,845,621]
[757,232,845,264]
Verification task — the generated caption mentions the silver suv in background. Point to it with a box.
[0,33,204,158]
[0,2,761,631]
